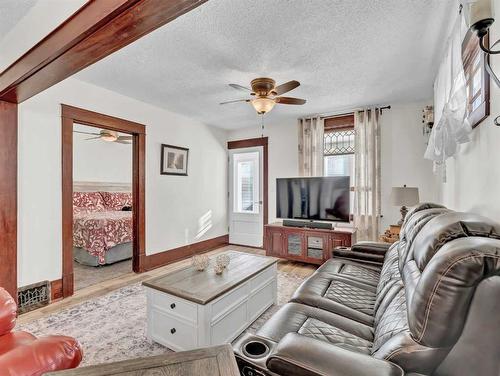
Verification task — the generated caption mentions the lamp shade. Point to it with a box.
[251,97,275,114]
[391,186,419,206]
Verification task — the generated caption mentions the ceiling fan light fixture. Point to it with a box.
[251,97,275,114]
[100,130,118,142]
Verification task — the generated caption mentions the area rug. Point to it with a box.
[17,270,305,366]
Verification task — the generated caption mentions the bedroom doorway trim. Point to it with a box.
[61,104,146,298]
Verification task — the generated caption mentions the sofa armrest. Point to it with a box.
[0,335,82,375]
[267,333,404,376]
[351,241,393,255]
[0,288,17,336]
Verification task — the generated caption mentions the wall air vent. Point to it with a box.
[17,281,50,314]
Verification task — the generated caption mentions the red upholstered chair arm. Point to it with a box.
[0,335,83,376]
[0,288,17,336]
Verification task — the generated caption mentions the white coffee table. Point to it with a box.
[143,251,278,351]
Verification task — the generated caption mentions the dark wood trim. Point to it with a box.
[324,114,355,132]
[61,105,146,297]
[227,137,268,150]
[50,279,63,301]
[62,105,146,134]
[227,137,269,232]
[0,101,17,300]
[144,234,229,271]
[133,133,147,273]
[61,115,74,298]
[0,0,209,103]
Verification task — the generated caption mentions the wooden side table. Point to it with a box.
[45,344,239,376]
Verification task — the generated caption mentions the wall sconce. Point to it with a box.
[468,0,496,53]
[465,0,500,125]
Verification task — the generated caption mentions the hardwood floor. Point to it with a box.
[73,259,132,291]
[17,245,316,325]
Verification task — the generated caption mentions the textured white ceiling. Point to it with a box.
[0,0,37,39]
[74,0,455,130]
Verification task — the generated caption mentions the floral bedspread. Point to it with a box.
[73,210,133,264]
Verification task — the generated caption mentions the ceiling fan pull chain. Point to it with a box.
[260,113,265,137]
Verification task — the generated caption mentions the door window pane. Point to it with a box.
[238,160,254,212]
[233,151,260,214]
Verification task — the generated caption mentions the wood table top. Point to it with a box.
[142,251,278,304]
[46,344,239,375]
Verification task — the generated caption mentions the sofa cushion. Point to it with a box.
[291,267,378,325]
[316,259,381,286]
[0,331,36,356]
[257,303,374,354]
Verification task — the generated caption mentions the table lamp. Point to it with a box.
[391,185,419,225]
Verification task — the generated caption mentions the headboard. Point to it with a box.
[73,181,132,192]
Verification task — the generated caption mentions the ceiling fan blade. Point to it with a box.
[275,96,306,105]
[117,135,133,141]
[74,130,100,136]
[229,84,252,92]
[274,80,300,95]
[85,136,101,140]
[220,99,251,105]
[114,140,132,144]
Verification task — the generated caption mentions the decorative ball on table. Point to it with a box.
[191,254,209,271]
[215,254,231,269]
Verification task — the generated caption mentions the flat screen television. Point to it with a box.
[276,176,350,223]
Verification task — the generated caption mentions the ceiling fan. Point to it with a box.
[220,77,306,114]
[74,129,132,144]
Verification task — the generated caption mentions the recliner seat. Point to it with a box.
[250,204,500,376]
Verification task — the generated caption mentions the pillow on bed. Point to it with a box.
[73,192,105,212]
[101,192,133,211]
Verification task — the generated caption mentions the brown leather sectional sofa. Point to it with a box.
[233,203,500,376]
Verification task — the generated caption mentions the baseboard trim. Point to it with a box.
[50,279,63,302]
[144,234,229,271]
[228,243,264,250]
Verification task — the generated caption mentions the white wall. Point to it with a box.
[380,102,437,229]
[227,102,436,230]
[17,77,228,287]
[437,4,500,220]
[73,125,132,183]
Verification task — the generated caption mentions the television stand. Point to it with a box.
[282,219,333,230]
[264,222,356,265]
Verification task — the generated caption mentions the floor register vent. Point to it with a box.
[17,281,50,314]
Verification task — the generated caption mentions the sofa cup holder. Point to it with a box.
[242,340,270,359]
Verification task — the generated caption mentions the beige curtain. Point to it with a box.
[353,109,381,241]
[298,116,324,176]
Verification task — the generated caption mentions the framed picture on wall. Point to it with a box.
[160,144,189,176]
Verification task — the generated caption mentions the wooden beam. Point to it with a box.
[0,101,17,299]
[0,0,208,103]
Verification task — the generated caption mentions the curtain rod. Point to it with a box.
[317,105,392,120]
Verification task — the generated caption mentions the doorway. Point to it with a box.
[227,137,268,248]
[61,105,146,298]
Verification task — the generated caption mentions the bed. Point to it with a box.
[73,185,133,266]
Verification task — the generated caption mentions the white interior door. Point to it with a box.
[228,147,264,247]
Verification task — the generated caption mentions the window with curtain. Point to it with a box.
[323,114,355,179]
[323,114,355,218]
